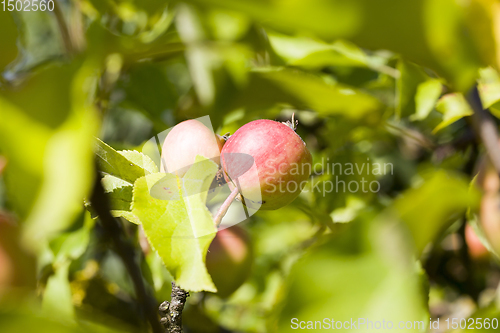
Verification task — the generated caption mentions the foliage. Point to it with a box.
[1,1,500,333]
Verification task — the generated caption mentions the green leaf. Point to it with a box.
[176,3,252,116]
[101,176,139,224]
[132,156,218,292]
[278,218,429,332]
[119,63,178,122]
[102,174,134,213]
[433,93,473,133]
[0,308,124,333]
[42,261,74,321]
[397,59,431,118]
[101,174,131,192]
[107,186,133,212]
[393,170,480,256]
[185,0,492,90]
[0,97,51,217]
[411,79,443,121]
[0,62,100,252]
[118,150,159,174]
[22,104,99,252]
[97,150,158,225]
[111,210,142,225]
[4,10,66,80]
[423,0,485,91]
[234,68,383,120]
[49,214,93,264]
[269,32,394,75]
[96,150,159,225]
[478,67,500,118]
[468,213,500,259]
[95,138,149,184]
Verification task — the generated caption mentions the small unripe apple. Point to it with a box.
[161,119,223,177]
[464,224,489,260]
[476,158,500,257]
[206,225,252,298]
[221,119,312,210]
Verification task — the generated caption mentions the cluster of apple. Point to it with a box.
[161,118,312,211]
[160,117,312,296]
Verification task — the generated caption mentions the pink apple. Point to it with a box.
[221,119,312,210]
[161,119,223,177]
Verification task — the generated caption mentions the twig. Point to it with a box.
[90,168,163,333]
[52,0,74,55]
[159,282,190,333]
[384,121,436,151]
[467,86,500,177]
[213,187,240,227]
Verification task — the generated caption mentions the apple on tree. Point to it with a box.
[221,119,312,210]
[464,224,489,261]
[476,157,500,257]
[161,119,223,177]
[160,116,311,297]
[206,225,253,298]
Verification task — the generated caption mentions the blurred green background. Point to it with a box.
[1,0,500,332]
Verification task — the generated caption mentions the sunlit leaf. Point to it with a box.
[95,142,161,224]
[269,32,394,75]
[478,67,500,118]
[185,0,494,90]
[393,170,479,256]
[1,63,99,252]
[0,97,50,217]
[22,101,99,252]
[176,4,251,112]
[95,138,149,184]
[111,210,142,225]
[3,11,65,79]
[277,218,428,332]
[132,156,218,292]
[411,79,443,121]
[42,261,74,320]
[234,68,383,120]
[118,151,159,174]
[433,93,473,133]
[397,59,431,118]
[49,214,93,264]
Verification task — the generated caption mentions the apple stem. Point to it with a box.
[282,112,298,131]
[213,186,240,227]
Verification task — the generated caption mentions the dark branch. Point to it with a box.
[90,168,163,333]
[467,86,500,177]
[159,282,190,333]
[52,0,74,55]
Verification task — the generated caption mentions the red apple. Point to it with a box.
[464,224,489,260]
[221,119,312,210]
[206,225,252,298]
[161,119,223,177]
[477,158,500,257]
